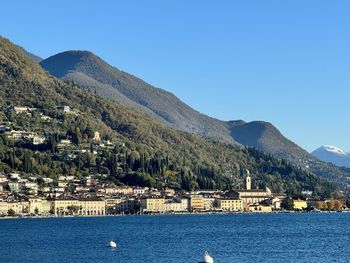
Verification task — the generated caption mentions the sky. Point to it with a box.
[0,0,349,152]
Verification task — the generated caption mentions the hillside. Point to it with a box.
[15,45,42,63]
[0,36,339,196]
[40,50,350,187]
[40,51,233,143]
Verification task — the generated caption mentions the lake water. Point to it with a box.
[0,213,349,263]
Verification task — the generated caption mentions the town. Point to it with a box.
[0,170,348,217]
[0,105,348,217]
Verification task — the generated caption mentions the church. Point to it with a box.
[227,170,272,204]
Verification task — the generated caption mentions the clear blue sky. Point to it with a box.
[1,0,349,152]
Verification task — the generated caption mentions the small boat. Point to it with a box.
[109,240,117,248]
[198,251,214,263]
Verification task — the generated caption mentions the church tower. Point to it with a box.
[245,170,251,190]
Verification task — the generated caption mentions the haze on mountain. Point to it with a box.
[312,146,350,168]
[0,35,337,196]
[40,50,350,186]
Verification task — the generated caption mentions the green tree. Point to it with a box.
[8,209,16,216]
[84,126,95,139]
[281,198,294,210]
[23,151,33,173]
[48,135,57,154]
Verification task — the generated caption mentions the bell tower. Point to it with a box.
[245,170,251,190]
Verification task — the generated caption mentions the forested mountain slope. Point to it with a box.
[40,50,350,188]
[0,36,340,196]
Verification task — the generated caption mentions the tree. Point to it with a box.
[67,205,80,215]
[281,198,294,210]
[326,200,335,211]
[108,154,118,176]
[48,135,57,154]
[84,126,94,139]
[333,200,343,211]
[8,209,16,216]
[316,201,326,210]
[346,198,350,209]
[23,151,33,173]
[71,128,82,145]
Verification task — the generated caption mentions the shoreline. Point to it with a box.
[1,210,348,220]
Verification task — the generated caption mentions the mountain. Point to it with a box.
[39,50,350,188]
[312,146,350,168]
[229,121,307,159]
[40,51,234,143]
[1,35,338,196]
[15,44,42,63]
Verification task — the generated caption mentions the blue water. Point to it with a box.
[0,213,349,263]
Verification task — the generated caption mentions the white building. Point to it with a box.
[133,187,149,195]
[33,136,46,145]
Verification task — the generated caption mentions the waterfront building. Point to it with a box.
[7,200,29,215]
[247,204,273,213]
[105,197,136,214]
[261,197,282,210]
[293,199,307,210]
[164,199,183,212]
[25,197,51,215]
[50,196,80,216]
[141,197,165,213]
[237,188,271,204]
[203,197,216,211]
[230,171,272,204]
[163,197,190,212]
[105,197,123,214]
[41,199,52,214]
[79,198,106,216]
[28,197,43,214]
[218,198,243,212]
[0,201,8,215]
[190,195,205,212]
[179,197,190,211]
[116,197,136,214]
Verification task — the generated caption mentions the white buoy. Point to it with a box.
[203,251,214,263]
[109,240,117,248]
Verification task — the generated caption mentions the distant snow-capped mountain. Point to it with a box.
[311,145,350,168]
